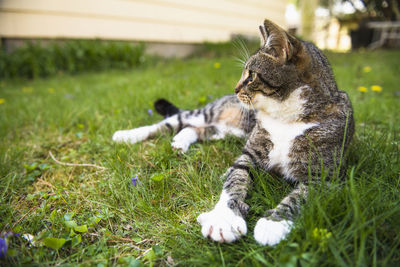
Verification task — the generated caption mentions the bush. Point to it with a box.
[191,37,259,58]
[0,40,145,79]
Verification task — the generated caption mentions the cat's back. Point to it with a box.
[302,41,340,97]
[296,41,353,125]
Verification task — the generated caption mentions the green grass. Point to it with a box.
[1,49,400,266]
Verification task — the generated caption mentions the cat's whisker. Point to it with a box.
[234,56,246,68]
[233,37,251,66]
[233,42,245,62]
[239,106,244,125]
[240,105,249,127]
[238,37,250,60]
[272,88,282,97]
[246,107,251,128]
[249,100,256,113]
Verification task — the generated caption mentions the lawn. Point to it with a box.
[1,49,400,266]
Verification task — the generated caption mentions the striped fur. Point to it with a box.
[112,95,256,152]
[113,19,354,246]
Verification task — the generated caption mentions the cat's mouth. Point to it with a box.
[237,89,278,108]
[237,92,254,109]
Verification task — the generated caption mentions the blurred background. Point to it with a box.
[1,0,400,52]
[0,0,399,78]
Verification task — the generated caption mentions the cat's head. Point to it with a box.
[235,19,311,109]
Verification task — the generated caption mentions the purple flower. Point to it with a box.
[0,238,7,258]
[147,109,153,116]
[132,175,139,186]
[131,175,143,187]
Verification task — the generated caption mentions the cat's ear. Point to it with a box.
[258,24,267,47]
[259,19,308,67]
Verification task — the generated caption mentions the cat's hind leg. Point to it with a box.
[112,108,210,145]
[171,126,217,152]
[254,183,308,246]
[112,125,157,144]
[113,96,248,150]
[112,115,181,144]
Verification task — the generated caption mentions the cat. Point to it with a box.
[112,19,354,246]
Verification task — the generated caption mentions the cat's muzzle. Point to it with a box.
[237,93,253,108]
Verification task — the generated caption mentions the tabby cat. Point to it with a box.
[113,19,354,245]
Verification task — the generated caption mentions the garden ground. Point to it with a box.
[1,49,400,266]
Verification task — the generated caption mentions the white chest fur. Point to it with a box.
[259,116,316,178]
[255,87,317,179]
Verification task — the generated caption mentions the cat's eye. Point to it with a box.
[245,70,256,84]
[251,71,257,81]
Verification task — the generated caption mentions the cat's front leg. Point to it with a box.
[171,127,198,152]
[171,126,231,153]
[112,125,158,144]
[197,190,247,243]
[254,183,308,246]
[197,153,253,243]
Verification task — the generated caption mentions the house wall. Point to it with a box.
[0,0,288,43]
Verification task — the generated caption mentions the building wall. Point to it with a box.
[0,0,288,43]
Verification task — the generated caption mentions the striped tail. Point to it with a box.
[154,99,181,118]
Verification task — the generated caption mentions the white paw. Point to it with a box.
[254,218,293,246]
[112,126,152,144]
[197,206,247,243]
[171,139,190,153]
[210,132,226,140]
[171,128,198,153]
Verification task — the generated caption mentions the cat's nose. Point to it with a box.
[235,81,242,94]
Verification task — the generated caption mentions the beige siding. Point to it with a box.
[0,0,288,43]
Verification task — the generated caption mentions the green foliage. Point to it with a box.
[0,49,399,266]
[0,40,145,79]
[150,173,165,182]
[343,0,400,20]
[42,237,66,250]
[23,162,52,183]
